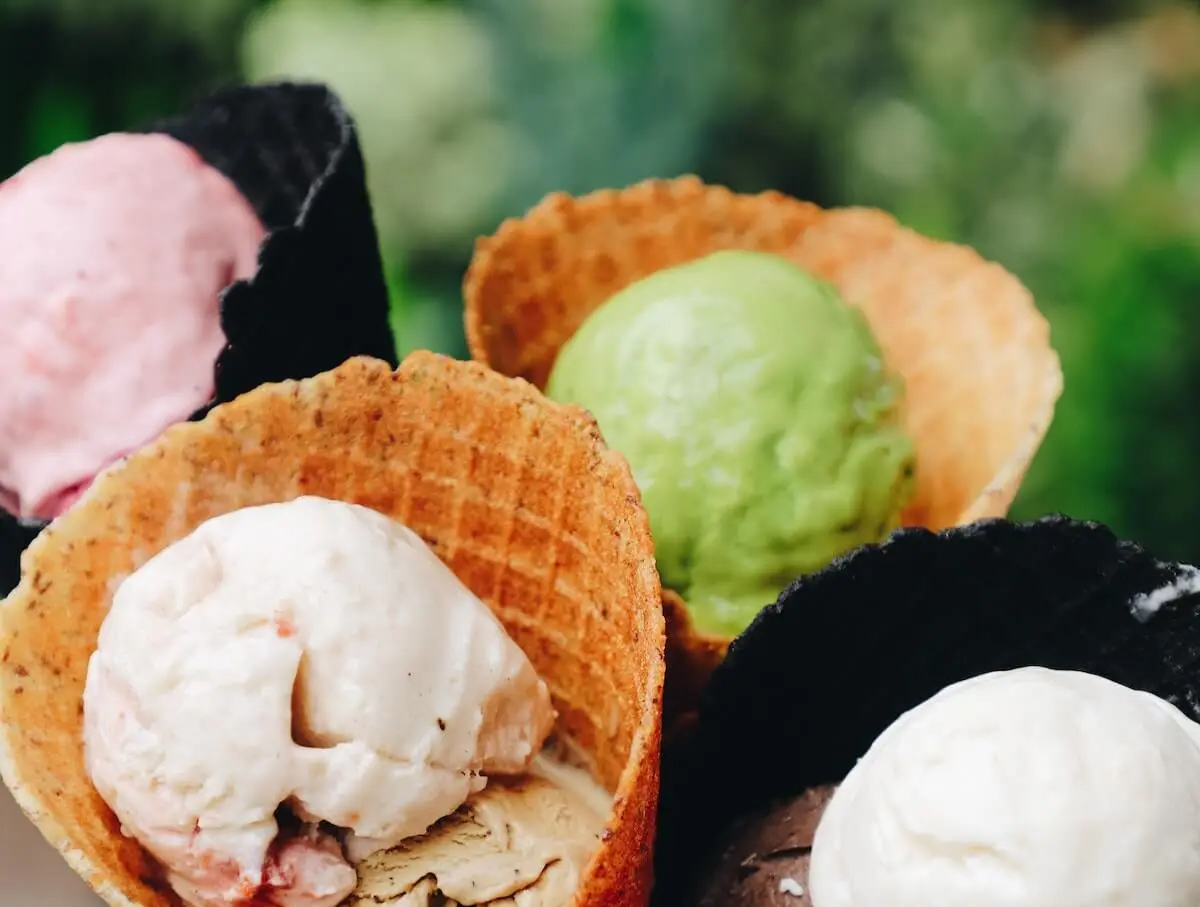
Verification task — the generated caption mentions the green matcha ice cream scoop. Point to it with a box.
[545,250,916,636]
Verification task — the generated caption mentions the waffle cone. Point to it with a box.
[464,176,1062,722]
[0,353,665,907]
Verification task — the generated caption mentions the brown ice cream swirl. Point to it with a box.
[347,755,611,907]
[694,786,837,907]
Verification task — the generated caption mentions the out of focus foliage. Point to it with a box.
[2,0,1199,560]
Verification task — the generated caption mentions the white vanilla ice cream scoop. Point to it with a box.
[83,496,557,907]
[808,666,1200,907]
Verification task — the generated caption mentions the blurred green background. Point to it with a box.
[2,0,1198,559]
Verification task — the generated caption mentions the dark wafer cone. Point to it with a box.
[144,81,397,405]
[654,516,1200,905]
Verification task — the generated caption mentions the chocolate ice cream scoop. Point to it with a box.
[695,786,835,907]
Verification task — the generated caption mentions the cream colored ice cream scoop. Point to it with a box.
[82,496,556,907]
[809,667,1200,907]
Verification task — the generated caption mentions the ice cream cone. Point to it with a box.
[0,81,397,595]
[463,176,1063,724]
[0,352,665,907]
[654,517,1200,905]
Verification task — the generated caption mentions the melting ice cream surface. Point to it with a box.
[83,496,560,907]
[0,132,264,520]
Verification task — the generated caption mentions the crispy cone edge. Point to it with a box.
[463,175,1063,723]
[0,352,665,907]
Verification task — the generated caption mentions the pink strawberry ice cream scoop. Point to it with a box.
[0,132,265,521]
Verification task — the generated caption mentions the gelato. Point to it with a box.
[546,250,915,635]
[694,785,835,907]
[809,667,1200,907]
[83,496,557,907]
[0,132,264,522]
[351,752,611,907]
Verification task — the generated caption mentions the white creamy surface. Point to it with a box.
[82,496,556,907]
[809,667,1200,907]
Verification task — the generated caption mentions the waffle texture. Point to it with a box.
[463,176,1063,718]
[0,353,664,907]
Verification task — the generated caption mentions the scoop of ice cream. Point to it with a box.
[82,496,557,907]
[350,753,611,907]
[694,785,835,907]
[809,667,1200,907]
[0,132,264,521]
[545,250,915,635]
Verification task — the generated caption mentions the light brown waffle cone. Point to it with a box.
[0,352,665,907]
[464,176,1063,724]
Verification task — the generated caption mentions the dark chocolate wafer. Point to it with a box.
[144,81,396,407]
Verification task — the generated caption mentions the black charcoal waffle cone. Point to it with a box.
[653,516,1200,907]
[0,81,396,595]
